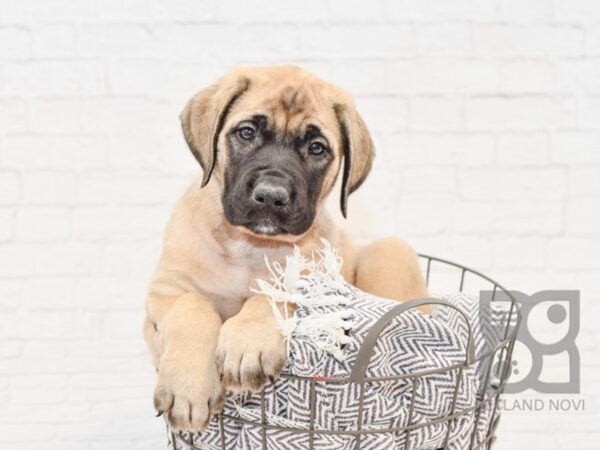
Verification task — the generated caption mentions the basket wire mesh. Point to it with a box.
[168,254,521,450]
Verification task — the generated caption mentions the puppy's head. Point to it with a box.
[180,65,374,240]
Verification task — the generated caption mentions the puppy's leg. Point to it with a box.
[147,293,225,432]
[217,295,292,392]
[143,316,160,369]
[354,237,430,312]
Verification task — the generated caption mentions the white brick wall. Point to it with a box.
[0,1,598,449]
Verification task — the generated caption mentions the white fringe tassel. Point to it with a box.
[251,239,355,362]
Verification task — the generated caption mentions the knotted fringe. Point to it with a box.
[251,239,355,361]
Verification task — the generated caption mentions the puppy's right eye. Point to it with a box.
[237,127,256,141]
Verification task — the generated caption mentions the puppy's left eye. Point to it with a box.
[308,142,326,155]
[237,127,256,141]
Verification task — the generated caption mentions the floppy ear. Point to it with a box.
[180,74,250,187]
[334,103,375,218]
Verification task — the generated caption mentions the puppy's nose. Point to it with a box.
[252,182,290,208]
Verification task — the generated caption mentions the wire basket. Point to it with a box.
[168,254,521,450]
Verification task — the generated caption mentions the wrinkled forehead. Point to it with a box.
[225,81,341,145]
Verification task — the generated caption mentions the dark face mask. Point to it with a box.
[221,116,333,236]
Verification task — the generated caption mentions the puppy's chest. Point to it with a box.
[198,244,289,319]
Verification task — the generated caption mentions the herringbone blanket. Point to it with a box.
[168,243,506,450]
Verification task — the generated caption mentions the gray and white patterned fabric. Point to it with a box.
[167,245,509,450]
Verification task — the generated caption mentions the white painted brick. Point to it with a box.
[22,341,67,359]
[78,171,187,205]
[585,25,600,55]
[467,97,561,130]
[20,0,97,20]
[21,170,78,204]
[107,59,166,96]
[556,432,600,449]
[0,99,27,132]
[82,98,163,133]
[401,167,456,193]
[389,58,499,94]
[29,99,82,133]
[156,134,203,176]
[0,424,55,442]
[416,22,472,55]
[100,242,161,277]
[473,25,584,57]
[2,134,106,169]
[1,310,101,339]
[0,27,30,59]
[0,404,88,425]
[566,198,600,234]
[451,200,564,237]
[492,237,547,269]
[7,385,67,405]
[570,167,600,195]
[301,25,414,58]
[100,311,144,338]
[0,173,19,204]
[74,276,147,312]
[579,96,600,129]
[74,205,168,241]
[576,271,600,302]
[386,133,495,166]
[0,243,102,277]
[376,193,457,236]
[451,201,498,233]
[497,133,550,165]
[96,0,150,19]
[77,23,156,57]
[492,200,564,235]
[67,384,149,405]
[0,340,20,359]
[0,209,15,242]
[68,337,146,357]
[556,0,600,23]
[388,0,496,21]
[107,132,161,169]
[154,0,217,21]
[495,430,558,449]
[153,24,237,59]
[329,0,386,22]
[355,97,409,133]
[0,280,19,311]
[498,0,554,22]
[5,61,105,96]
[165,61,230,99]
[552,132,600,163]
[500,61,555,93]
[225,0,327,23]
[328,60,387,95]
[16,207,72,242]
[411,96,463,131]
[21,278,73,310]
[415,235,493,270]
[0,0,24,23]
[458,168,567,201]
[240,25,299,59]
[556,59,600,94]
[12,373,67,389]
[548,238,600,269]
[32,23,75,58]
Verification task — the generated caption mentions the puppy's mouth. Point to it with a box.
[247,218,282,236]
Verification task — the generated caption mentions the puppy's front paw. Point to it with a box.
[154,352,224,432]
[217,314,287,392]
